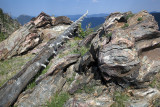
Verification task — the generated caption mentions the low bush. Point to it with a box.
[47,92,70,107]
[122,23,129,29]
[137,17,143,21]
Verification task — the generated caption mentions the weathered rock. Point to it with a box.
[78,32,97,47]
[16,70,66,107]
[65,83,114,107]
[96,10,160,85]
[32,12,52,28]
[0,23,40,60]
[126,88,160,107]
[41,25,70,42]
[0,11,74,60]
[35,54,80,84]
[30,25,70,54]
[103,11,131,33]
[74,52,94,73]
[54,16,72,26]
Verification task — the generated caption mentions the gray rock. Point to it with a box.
[16,71,66,107]
[0,23,40,60]
[95,10,160,85]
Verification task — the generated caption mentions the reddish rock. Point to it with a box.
[54,16,72,26]
[32,12,52,28]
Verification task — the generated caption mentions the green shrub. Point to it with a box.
[78,23,93,38]
[75,84,95,94]
[79,46,89,56]
[47,92,70,107]
[0,32,6,42]
[111,91,130,107]
[137,17,143,21]
[106,32,112,37]
[149,71,160,89]
[126,13,134,20]
[83,85,95,94]
[66,76,75,84]
[122,23,129,29]
[69,46,89,56]
[74,37,83,41]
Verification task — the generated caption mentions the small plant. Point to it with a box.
[106,32,112,37]
[47,92,70,107]
[137,17,143,21]
[153,98,160,107]
[122,23,129,29]
[149,71,160,89]
[66,76,75,84]
[67,40,78,48]
[78,23,93,38]
[111,91,130,107]
[0,32,7,42]
[83,85,95,94]
[70,46,89,56]
[74,37,82,41]
[126,13,134,20]
[26,82,36,89]
[79,46,89,56]
[75,84,95,94]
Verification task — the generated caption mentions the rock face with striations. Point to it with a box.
[0,12,72,60]
[92,10,160,86]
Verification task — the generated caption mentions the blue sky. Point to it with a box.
[0,0,160,17]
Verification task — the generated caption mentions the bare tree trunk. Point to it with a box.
[0,11,88,107]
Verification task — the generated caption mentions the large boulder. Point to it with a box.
[91,10,160,85]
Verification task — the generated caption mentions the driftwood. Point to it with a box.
[0,11,88,107]
[35,54,80,84]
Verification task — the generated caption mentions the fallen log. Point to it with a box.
[0,11,88,107]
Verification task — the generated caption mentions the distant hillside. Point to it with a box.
[66,13,108,21]
[17,15,34,25]
[81,17,106,30]
[0,8,21,42]
[150,12,160,30]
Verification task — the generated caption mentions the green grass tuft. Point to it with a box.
[111,91,130,107]
[47,92,70,107]
[126,13,134,20]
[0,54,34,87]
[106,32,112,37]
[78,23,93,38]
[137,17,143,21]
[122,23,129,29]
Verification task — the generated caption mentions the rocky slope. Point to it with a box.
[0,8,21,42]
[0,10,160,107]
